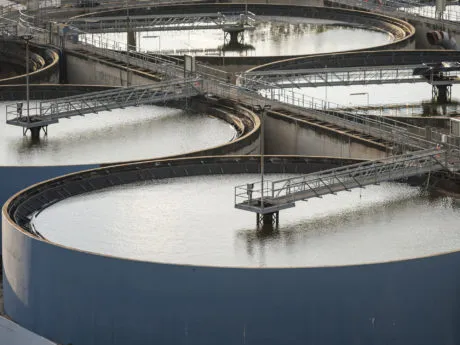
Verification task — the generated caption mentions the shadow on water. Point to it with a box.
[218,42,255,53]
[9,108,191,156]
[17,133,48,153]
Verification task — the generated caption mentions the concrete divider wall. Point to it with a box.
[3,156,460,345]
[265,112,387,159]
[65,51,160,86]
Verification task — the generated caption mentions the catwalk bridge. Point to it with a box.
[6,79,202,136]
[241,62,460,89]
[235,148,460,226]
[69,11,256,33]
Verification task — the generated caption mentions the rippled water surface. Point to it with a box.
[33,174,460,267]
[0,103,236,165]
[92,17,391,57]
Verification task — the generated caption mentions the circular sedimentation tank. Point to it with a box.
[3,156,460,345]
[70,3,415,62]
[93,16,393,57]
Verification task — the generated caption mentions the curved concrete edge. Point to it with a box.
[0,43,60,85]
[97,98,261,166]
[0,165,100,257]
[0,316,57,345]
[2,155,460,345]
[5,155,364,233]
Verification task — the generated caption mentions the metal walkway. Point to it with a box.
[235,148,460,215]
[6,79,203,129]
[70,11,256,33]
[241,64,460,89]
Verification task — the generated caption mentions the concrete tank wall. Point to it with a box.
[265,114,387,159]
[3,197,460,345]
[0,165,98,256]
[65,52,158,86]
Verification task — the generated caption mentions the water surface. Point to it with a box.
[0,102,236,165]
[33,174,460,267]
[84,17,391,57]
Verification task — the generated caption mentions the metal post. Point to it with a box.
[22,33,33,123]
[261,106,265,210]
[126,0,130,86]
[258,104,271,211]
[26,38,30,122]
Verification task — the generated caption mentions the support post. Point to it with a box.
[256,211,279,228]
[125,0,132,87]
[23,35,33,123]
[224,30,244,46]
[30,127,40,140]
[432,85,451,103]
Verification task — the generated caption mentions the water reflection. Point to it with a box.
[237,190,425,263]
[219,41,255,53]
[96,17,390,57]
[0,103,236,165]
[33,174,460,267]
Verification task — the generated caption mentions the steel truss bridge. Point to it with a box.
[241,64,460,89]
[234,148,460,217]
[69,11,256,33]
[6,79,202,131]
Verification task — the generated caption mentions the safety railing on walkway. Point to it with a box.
[6,78,203,128]
[337,101,460,117]
[69,11,256,33]
[241,65,460,88]
[8,4,460,150]
[235,148,460,213]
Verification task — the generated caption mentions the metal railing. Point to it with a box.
[6,78,203,128]
[337,101,460,117]
[235,148,460,213]
[242,65,460,89]
[69,11,256,33]
[8,3,460,150]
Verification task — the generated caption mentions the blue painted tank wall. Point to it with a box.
[0,165,98,256]
[2,216,460,345]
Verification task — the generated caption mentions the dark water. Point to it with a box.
[0,103,236,166]
[91,17,391,57]
[32,174,460,267]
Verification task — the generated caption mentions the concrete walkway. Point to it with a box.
[0,314,57,345]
